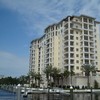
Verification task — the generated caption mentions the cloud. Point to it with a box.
[0,0,100,31]
[0,51,28,77]
[0,0,80,36]
[0,0,100,38]
[78,0,100,19]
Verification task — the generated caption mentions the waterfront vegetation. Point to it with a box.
[0,64,99,89]
[0,75,28,85]
[81,64,96,88]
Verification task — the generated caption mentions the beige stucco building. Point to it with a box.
[29,15,100,86]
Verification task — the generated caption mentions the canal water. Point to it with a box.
[0,89,17,100]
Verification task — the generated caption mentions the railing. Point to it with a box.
[0,85,100,100]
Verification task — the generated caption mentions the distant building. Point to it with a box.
[29,15,100,86]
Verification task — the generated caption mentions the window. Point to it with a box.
[84,24,88,29]
[76,54,79,57]
[84,36,88,40]
[70,41,74,45]
[85,60,89,64]
[70,30,73,34]
[89,19,93,23]
[76,43,78,45]
[76,37,78,40]
[89,31,93,35]
[56,26,57,30]
[84,30,88,34]
[65,30,68,35]
[65,42,68,46]
[70,66,74,70]
[76,48,79,51]
[85,53,89,58]
[56,31,57,36]
[84,18,87,22]
[84,42,88,46]
[70,47,74,51]
[65,60,68,64]
[84,48,88,52]
[76,60,79,63]
[76,66,79,69]
[70,53,74,57]
[89,25,93,30]
[65,24,68,29]
[70,60,74,64]
[70,35,74,40]
[65,48,68,52]
[65,36,68,40]
[65,53,68,57]
[95,51,97,53]
[76,31,78,34]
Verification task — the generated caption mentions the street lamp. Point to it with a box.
[90,86,92,100]
[16,84,21,100]
[47,85,50,100]
[70,86,73,100]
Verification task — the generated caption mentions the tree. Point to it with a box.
[28,71,36,87]
[18,75,28,85]
[63,68,70,85]
[0,77,19,85]
[69,69,75,85]
[35,72,42,87]
[43,65,52,86]
[82,64,96,88]
[59,73,64,87]
[51,67,60,86]
[94,80,99,89]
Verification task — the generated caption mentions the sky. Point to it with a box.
[0,0,100,77]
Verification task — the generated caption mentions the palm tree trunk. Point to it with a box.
[61,77,63,88]
[71,75,72,85]
[87,75,90,88]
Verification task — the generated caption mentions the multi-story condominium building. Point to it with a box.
[63,15,100,74]
[29,15,100,85]
[29,35,46,75]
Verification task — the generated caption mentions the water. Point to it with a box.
[0,89,17,100]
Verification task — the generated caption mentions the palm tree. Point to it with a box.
[43,65,52,86]
[59,73,64,87]
[35,72,42,87]
[28,71,35,87]
[69,69,75,85]
[51,67,60,86]
[63,69,70,85]
[82,64,96,88]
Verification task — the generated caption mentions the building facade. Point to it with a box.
[29,15,100,85]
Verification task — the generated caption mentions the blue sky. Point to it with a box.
[0,0,100,77]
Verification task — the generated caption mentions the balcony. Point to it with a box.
[70,23,82,31]
[90,43,94,47]
[71,20,82,24]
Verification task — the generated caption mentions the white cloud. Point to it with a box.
[1,0,100,37]
[0,0,81,37]
[0,51,28,77]
[78,0,100,20]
